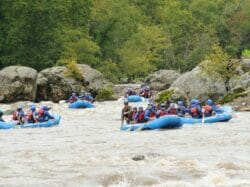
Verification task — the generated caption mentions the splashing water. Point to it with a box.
[0,101,249,186]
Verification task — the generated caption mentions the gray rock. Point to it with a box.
[112,84,142,98]
[132,154,145,161]
[145,70,181,91]
[240,72,250,88]
[0,66,37,102]
[36,64,108,102]
[241,58,250,73]
[170,65,227,102]
[229,72,250,92]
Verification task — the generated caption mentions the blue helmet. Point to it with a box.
[190,99,196,105]
[207,99,213,105]
[30,105,36,111]
[194,99,200,105]
[177,101,183,106]
[41,105,51,111]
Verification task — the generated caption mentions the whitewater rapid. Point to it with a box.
[0,101,249,187]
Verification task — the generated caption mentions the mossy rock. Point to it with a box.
[96,87,115,101]
[219,88,248,104]
[155,88,188,105]
[155,90,174,104]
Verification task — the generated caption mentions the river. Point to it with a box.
[0,101,249,187]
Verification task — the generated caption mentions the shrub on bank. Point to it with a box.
[96,87,115,101]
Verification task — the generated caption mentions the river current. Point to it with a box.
[0,101,249,187]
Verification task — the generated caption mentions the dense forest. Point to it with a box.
[0,0,249,82]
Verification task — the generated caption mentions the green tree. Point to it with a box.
[119,25,170,78]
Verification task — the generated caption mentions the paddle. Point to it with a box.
[120,119,124,129]
[201,108,205,124]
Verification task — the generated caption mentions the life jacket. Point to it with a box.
[137,112,145,122]
[159,110,166,117]
[149,111,155,118]
[168,109,177,115]
[38,109,45,117]
[27,111,33,120]
[131,112,138,120]
[190,106,199,117]
[143,90,151,98]
[27,111,37,121]
[204,105,213,114]
[71,96,77,103]
[12,111,17,120]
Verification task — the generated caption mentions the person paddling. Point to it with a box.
[137,107,145,123]
[144,103,157,122]
[68,93,78,103]
[177,101,187,117]
[0,110,5,122]
[121,101,131,124]
[130,107,139,123]
[166,103,178,115]
[139,85,152,99]
[14,106,26,124]
[203,99,220,117]
[37,106,54,122]
[27,105,38,123]
[188,99,202,118]
[156,103,167,117]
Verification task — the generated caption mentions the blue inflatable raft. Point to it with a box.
[0,121,17,129]
[68,100,94,108]
[0,115,61,129]
[126,95,143,102]
[180,106,232,124]
[121,115,183,131]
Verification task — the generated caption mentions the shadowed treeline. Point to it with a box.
[0,0,249,82]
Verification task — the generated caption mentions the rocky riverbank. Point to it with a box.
[0,59,249,111]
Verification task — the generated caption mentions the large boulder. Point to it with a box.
[235,58,250,75]
[144,70,181,91]
[0,66,37,102]
[36,64,108,102]
[170,66,227,102]
[155,87,188,104]
[241,58,250,73]
[229,72,250,92]
[112,84,141,98]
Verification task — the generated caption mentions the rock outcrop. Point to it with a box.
[112,84,142,98]
[170,66,227,102]
[229,72,250,92]
[0,66,37,102]
[144,70,180,91]
[36,64,108,102]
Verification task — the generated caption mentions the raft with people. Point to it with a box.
[67,92,95,108]
[121,101,183,131]
[121,86,153,103]
[121,115,183,131]
[180,106,232,124]
[0,105,61,129]
[120,97,233,131]
[68,100,95,108]
[0,115,61,129]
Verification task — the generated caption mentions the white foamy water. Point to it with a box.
[0,101,250,187]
